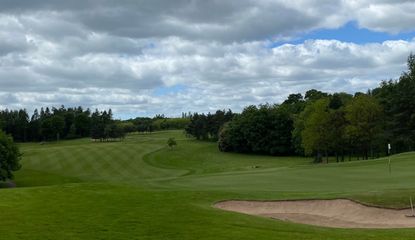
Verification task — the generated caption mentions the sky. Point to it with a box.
[1,0,415,119]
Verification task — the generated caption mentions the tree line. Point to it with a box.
[0,106,192,142]
[124,116,190,134]
[186,54,415,162]
[90,109,126,141]
[0,106,126,142]
[185,110,234,140]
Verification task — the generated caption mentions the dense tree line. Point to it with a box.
[0,106,124,142]
[152,118,190,131]
[294,92,384,162]
[125,116,190,134]
[90,109,126,141]
[214,54,415,161]
[372,54,415,153]
[130,117,154,133]
[219,105,293,155]
[185,110,234,140]
[217,90,386,160]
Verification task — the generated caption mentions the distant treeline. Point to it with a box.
[186,54,415,161]
[0,106,126,142]
[125,115,190,133]
[184,110,234,140]
[0,106,190,142]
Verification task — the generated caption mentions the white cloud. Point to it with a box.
[347,0,415,33]
[0,1,415,117]
[2,36,415,117]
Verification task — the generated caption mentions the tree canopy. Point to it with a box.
[0,106,126,142]
[0,130,21,181]
[185,110,234,140]
[167,138,177,148]
[218,104,293,155]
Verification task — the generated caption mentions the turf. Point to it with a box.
[1,130,415,239]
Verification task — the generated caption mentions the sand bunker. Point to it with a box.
[215,199,415,229]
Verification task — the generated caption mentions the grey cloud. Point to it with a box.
[0,1,415,117]
[0,1,414,43]
[0,0,349,42]
[31,56,164,90]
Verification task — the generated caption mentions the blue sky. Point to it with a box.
[273,21,415,47]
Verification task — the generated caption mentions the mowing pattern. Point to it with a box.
[1,131,415,239]
[20,133,185,183]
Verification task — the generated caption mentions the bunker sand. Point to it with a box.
[215,199,415,229]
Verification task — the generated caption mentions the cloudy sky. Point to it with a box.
[1,0,415,118]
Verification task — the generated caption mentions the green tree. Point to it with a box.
[373,54,415,152]
[66,123,78,139]
[185,110,234,141]
[300,98,331,162]
[218,117,249,153]
[74,112,91,137]
[327,108,348,162]
[50,115,65,141]
[305,89,329,101]
[28,109,41,141]
[218,104,293,155]
[167,138,177,148]
[345,94,383,160]
[133,117,153,133]
[0,130,22,181]
[104,123,126,140]
[185,113,208,140]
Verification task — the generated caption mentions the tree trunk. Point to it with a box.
[316,151,322,163]
[325,150,328,164]
[370,146,374,159]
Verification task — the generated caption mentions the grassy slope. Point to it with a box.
[1,130,415,239]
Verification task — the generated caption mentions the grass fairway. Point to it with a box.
[1,130,415,239]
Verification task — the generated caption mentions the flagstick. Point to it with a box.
[411,197,414,217]
[388,143,391,175]
[388,156,391,175]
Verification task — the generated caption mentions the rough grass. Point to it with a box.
[1,130,415,239]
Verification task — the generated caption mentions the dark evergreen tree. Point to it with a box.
[185,110,234,140]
